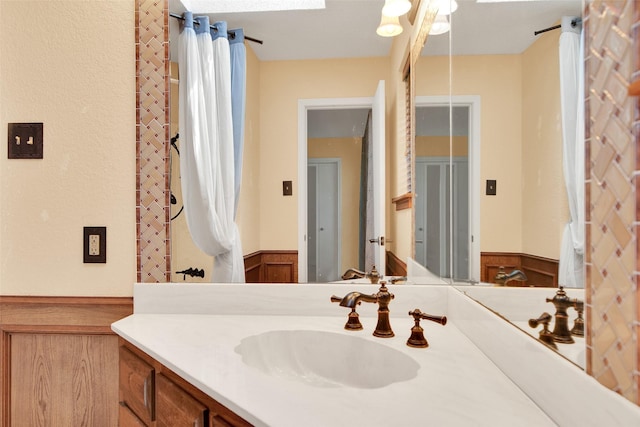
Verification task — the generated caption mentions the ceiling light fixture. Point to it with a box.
[429,15,450,35]
[436,0,458,16]
[381,0,412,17]
[376,13,403,37]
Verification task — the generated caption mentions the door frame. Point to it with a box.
[414,95,481,282]
[298,97,375,283]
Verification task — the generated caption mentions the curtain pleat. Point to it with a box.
[178,13,245,283]
[558,17,584,288]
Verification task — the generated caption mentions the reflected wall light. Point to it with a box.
[381,0,412,17]
[429,15,450,35]
[377,13,403,37]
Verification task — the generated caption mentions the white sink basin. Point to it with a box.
[235,330,420,389]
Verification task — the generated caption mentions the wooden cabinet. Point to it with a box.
[118,339,252,427]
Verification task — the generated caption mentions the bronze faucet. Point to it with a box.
[331,281,395,337]
[341,265,380,284]
[406,309,447,348]
[494,267,528,286]
[546,287,575,344]
[571,298,585,337]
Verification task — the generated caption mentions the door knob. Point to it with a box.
[369,236,385,246]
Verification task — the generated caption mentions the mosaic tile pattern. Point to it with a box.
[586,0,639,404]
[136,0,170,283]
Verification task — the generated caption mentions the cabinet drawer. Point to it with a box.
[119,346,155,425]
[156,373,208,427]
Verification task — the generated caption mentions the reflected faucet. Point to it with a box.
[331,281,395,337]
[494,267,528,286]
[341,265,380,284]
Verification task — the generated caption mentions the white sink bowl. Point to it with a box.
[235,330,420,389]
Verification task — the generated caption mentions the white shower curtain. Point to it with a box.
[178,13,245,282]
[558,16,584,288]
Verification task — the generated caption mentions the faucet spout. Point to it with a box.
[331,291,378,308]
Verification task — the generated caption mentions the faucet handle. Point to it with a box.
[406,309,447,348]
[571,299,585,337]
[528,312,557,349]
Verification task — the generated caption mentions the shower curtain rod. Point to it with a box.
[170,12,263,45]
[534,17,582,36]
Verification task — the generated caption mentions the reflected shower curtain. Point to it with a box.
[178,13,245,282]
[558,17,584,288]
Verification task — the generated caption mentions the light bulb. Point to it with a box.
[376,13,403,37]
[429,15,450,35]
[436,0,458,16]
[381,0,411,17]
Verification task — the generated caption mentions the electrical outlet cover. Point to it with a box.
[84,226,106,263]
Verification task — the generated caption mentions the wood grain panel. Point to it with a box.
[0,296,133,426]
[481,252,558,287]
[243,250,298,283]
[386,251,407,277]
[10,333,119,426]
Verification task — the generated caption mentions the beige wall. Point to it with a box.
[521,29,568,260]
[308,137,362,274]
[415,48,565,258]
[258,57,390,250]
[0,1,136,296]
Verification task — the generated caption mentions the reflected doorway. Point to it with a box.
[415,96,480,282]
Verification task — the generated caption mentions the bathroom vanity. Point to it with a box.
[112,283,640,426]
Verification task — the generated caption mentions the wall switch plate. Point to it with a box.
[84,227,106,263]
[283,180,293,196]
[8,123,43,159]
[486,179,497,196]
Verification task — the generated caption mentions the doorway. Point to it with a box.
[298,81,386,283]
[414,96,480,281]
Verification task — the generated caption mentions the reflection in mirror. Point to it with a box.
[414,105,469,280]
[306,108,372,282]
[415,0,586,366]
[416,0,584,288]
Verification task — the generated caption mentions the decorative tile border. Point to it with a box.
[586,0,639,404]
[136,0,170,283]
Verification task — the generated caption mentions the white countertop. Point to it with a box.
[113,313,554,427]
[112,283,555,426]
[113,283,640,427]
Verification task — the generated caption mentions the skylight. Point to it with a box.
[180,0,326,13]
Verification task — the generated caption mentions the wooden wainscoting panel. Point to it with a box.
[244,251,262,283]
[0,296,133,427]
[480,252,559,287]
[10,333,119,426]
[386,251,407,277]
[521,254,559,288]
[480,252,521,284]
[244,250,298,283]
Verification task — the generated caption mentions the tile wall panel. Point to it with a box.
[136,0,170,283]
[586,0,639,404]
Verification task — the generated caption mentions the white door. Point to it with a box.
[307,160,340,282]
[298,81,386,282]
[371,80,386,274]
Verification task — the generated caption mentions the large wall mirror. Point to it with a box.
[413,0,585,366]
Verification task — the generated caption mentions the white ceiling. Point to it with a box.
[169,0,583,61]
[169,0,583,137]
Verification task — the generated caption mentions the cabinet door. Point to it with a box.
[119,346,155,425]
[119,402,147,427]
[156,373,208,427]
